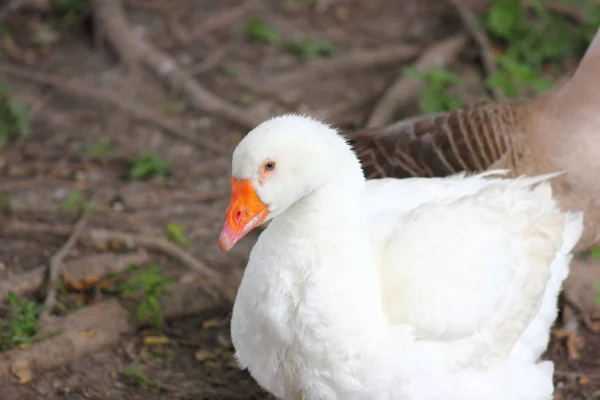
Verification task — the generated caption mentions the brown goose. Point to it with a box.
[348,27,600,251]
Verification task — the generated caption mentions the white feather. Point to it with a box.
[227,114,583,400]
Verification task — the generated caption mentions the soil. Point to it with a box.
[0,0,598,399]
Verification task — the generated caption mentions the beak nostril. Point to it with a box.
[234,210,242,224]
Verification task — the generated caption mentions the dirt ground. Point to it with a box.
[0,0,599,399]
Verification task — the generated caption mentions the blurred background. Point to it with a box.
[0,0,598,399]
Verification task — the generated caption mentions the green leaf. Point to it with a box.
[285,37,337,60]
[405,66,463,114]
[137,301,150,322]
[127,152,169,180]
[165,222,188,247]
[484,0,522,39]
[245,18,280,44]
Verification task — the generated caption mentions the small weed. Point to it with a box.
[594,280,600,305]
[404,66,464,113]
[244,18,280,44]
[83,136,114,157]
[281,0,317,6]
[165,222,188,248]
[161,101,180,116]
[591,245,600,260]
[60,189,102,213]
[0,83,30,150]
[61,188,85,211]
[127,152,169,180]
[123,365,148,388]
[285,37,337,60]
[481,0,600,97]
[0,292,44,350]
[220,65,240,77]
[0,193,11,212]
[56,0,89,12]
[121,264,176,329]
[234,90,253,106]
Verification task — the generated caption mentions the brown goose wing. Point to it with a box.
[347,100,527,179]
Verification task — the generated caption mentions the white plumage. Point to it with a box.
[219,114,584,400]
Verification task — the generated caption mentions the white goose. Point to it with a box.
[218,114,583,400]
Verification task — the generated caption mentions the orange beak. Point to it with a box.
[218,178,269,252]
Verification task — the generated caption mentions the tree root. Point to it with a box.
[91,0,261,129]
[0,65,229,154]
[447,0,502,99]
[0,252,150,303]
[7,221,233,301]
[0,283,219,384]
[248,43,420,92]
[366,34,467,128]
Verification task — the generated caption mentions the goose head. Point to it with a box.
[218,114,362,252]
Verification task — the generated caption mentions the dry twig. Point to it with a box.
[0,252,149,302]
[7,221,232,301]
[186,0,258,44]
[366,34,467,128]
[249,43,419,91]
[0,64,229,154]
[41,211,90,320]
[447,0,502,99]
[91,0,261,129]
[84,229,224,295]
[187,43,236,76]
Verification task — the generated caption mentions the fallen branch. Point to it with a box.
[447,0,502,99]
[187,43,236,76]
[366,34,467,128]
[248,43,420,91]
[91,0,261,129]
[82,229,224,296]
[7,221,232,301]
[0,252,149,302]
[0,283,220,383]
[0,65,229,154]
[185,0,258,44]
[61,251,150,290]
[41,211,90,320]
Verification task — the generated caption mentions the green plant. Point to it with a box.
[0,83,30,150]
[123,365,148,387]
[56,0,89,12]
[0,193,11,212]
[0,292,44,350]
[60,188,102,212]
[165,222,188,248]
[127,152,169,180]
[244,18,280,44]
[220,65,240,77]
[161,101,180,116]
[61,188,84,210]
[404,66,464,114]
[285,37,337,60]
[591,245,600,260]
[481,0,600,97]
[121,264,176,328]
[84,136,114,157]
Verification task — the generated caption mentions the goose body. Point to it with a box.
[348,27,599,251]
[218,115,583,400]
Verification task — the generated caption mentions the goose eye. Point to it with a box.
[264,161,276,171]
